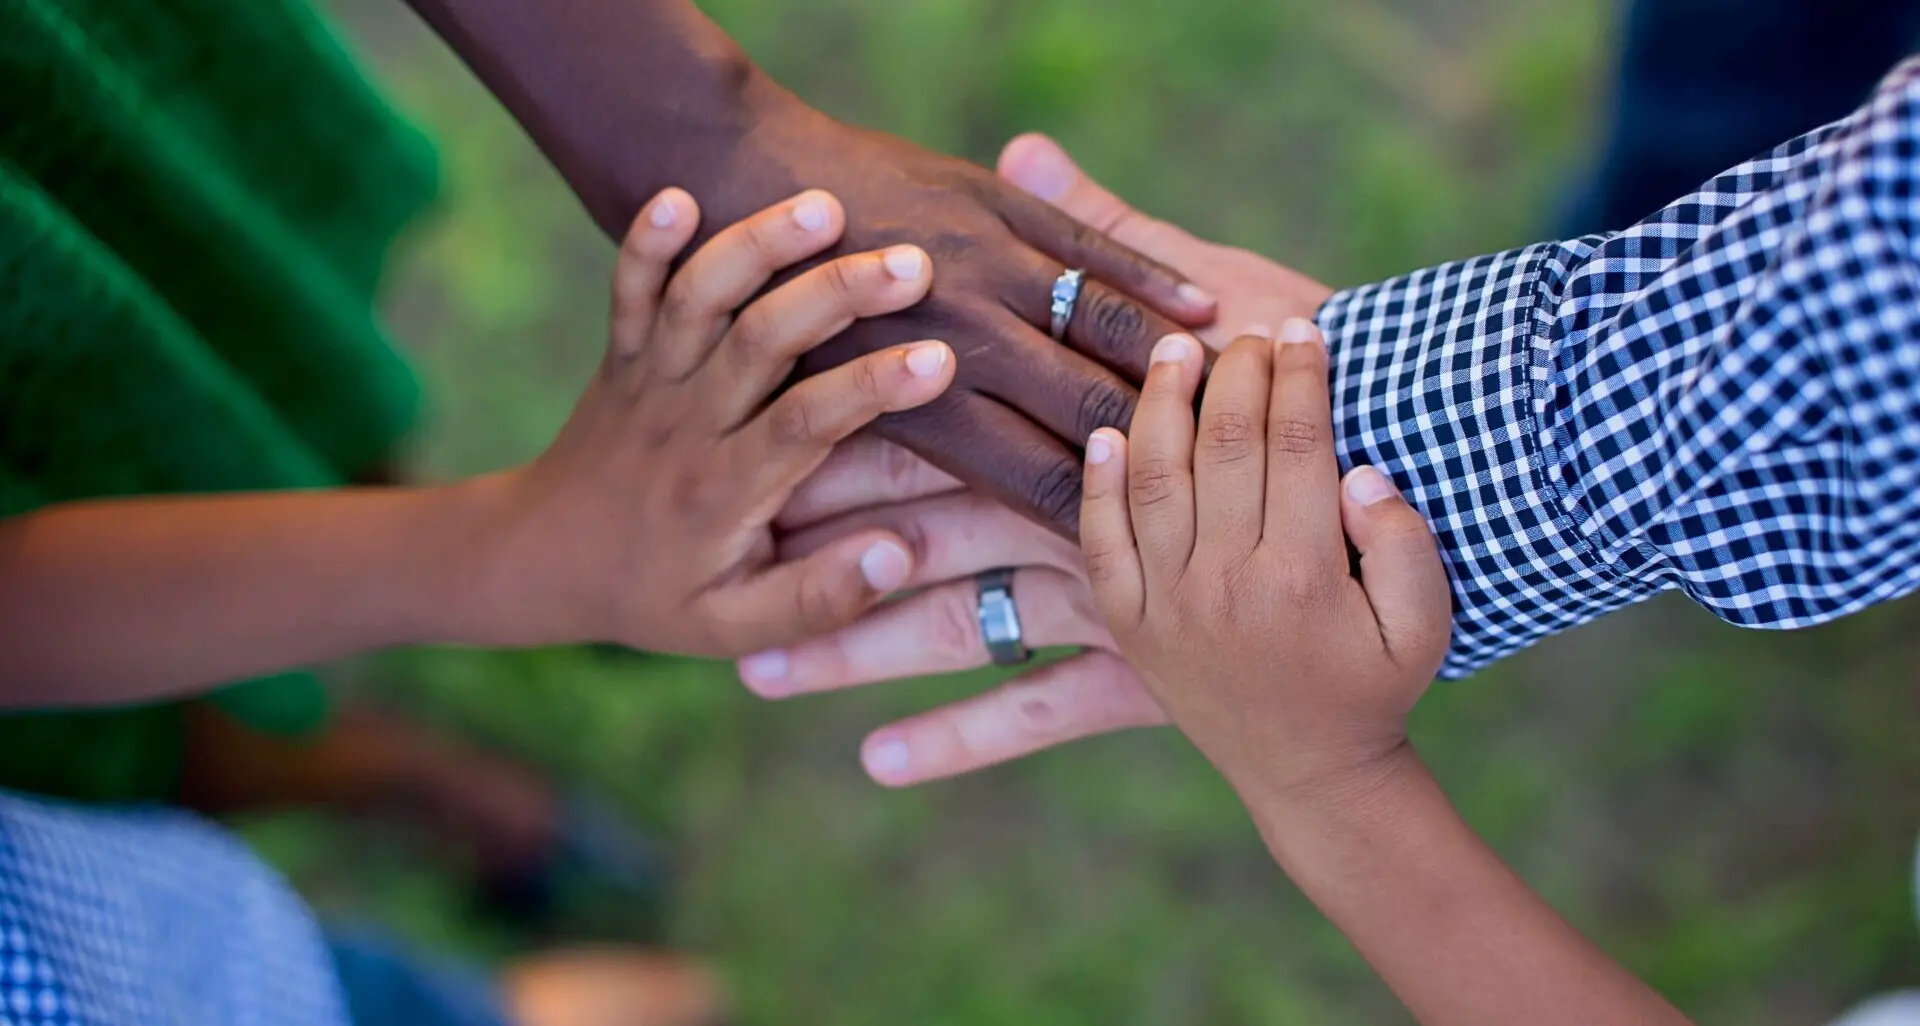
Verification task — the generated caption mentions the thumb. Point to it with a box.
[998,133,1208,277]
[997,133,1146,237]
[709,531,913,656]
[1339,466,1452,668]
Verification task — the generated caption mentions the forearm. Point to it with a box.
[1253,753,1690,1026]
[0,480,506,709]
[398,0,801,236]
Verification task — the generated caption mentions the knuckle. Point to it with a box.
[931,588,983,661]
[617,226,655,268]
[725,311,774,367]
[1279,561,1335,610]
[672,466,729,520]
[740,217,784,263]
[1002,675,1063,737]
[1383,516,1441,564]
[1200,410,1260,465]
[1128,457,1182,509]
[766,394,820,449]
[890,513,934,570]
[1026,458,1085,527]
[876,439,930,498]
[1075,382,1136,437]
[1081,539,1125,585]
[796,569,849,629]
[1267,415,1322,457]
[1200,577,1245,627]
[820,256,863,307]
[660,275,704,328]
[1080,289,1150,355]
[851,355,890,409]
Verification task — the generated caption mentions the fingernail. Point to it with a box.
[1278,317,1320,344]
[1241,323,1275,340]
[883,246,925,281]
[905,342,949,379]
[647,194,678,229]
[864,737,912,781]
[1150,333,1194,364]
[792,194,833,232]
[739,650,789,690]
[1011,137,1074,200]
[1086,432,1114,465]
[860,540,911,591]
[1345,466,1400,506]
[1177,282,1216,310]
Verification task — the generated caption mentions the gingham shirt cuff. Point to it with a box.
[1317,57,1920,678]
[1317,243,1644,679]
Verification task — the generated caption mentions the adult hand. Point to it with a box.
[405,0,1217,536]
[715,102,1222,536]
[995,133,1333,348]
[744,135,1339,786]
[759,436,1167,787]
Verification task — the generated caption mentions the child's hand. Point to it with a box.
[474,188,956,658]
[1077,319,1451,805]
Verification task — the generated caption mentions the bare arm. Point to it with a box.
[0,191,958,711]
[1258,752,1689,1026]
[394,0,1216,537]
[1076,321,1691,1026]
[0,484,498,708]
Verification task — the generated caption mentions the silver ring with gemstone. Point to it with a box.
[976,568,1031,666]
[1049,268,1086,341]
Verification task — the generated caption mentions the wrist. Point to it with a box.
[388,473,549,650]
[1238,739,1430,863]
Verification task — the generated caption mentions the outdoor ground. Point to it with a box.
[264,1,1920,1022]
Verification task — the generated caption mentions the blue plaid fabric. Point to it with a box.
[1320,57,1920,678]
[0,792,349,1026]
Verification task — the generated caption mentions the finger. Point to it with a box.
[654,190,845,379]
[998,133,1205,258]
[1004,253,1192,383]
[779,492,1080,589]
[1193,335,1274,555]
[1078,427,1143,627]
[857,652,1168,787]
[775,435,962,533]
[1128,333,1204,582]
[877,393,1088,539]
[1341,466,1453,671]
[705,245,933,430]
[996,180,1214,327]
[703,530,914,656]
[736,567,1104,698]
[608,189,700,362]
[974,308,1143,443]
[1262,318,1345,574]
[738,341,956,518]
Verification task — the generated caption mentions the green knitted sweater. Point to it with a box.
[0,0,436,800]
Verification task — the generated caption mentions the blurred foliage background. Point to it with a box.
[262,1,1920,1022]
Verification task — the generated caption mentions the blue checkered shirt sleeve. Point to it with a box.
[1318,58,1920,679]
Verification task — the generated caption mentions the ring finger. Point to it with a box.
[736,567,1107,698]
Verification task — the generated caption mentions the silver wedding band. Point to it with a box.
[976,568,1031,666]
[1050,268,1086,341]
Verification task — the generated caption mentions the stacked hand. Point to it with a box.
[740,135,1338,786]
[746,109,1226,535]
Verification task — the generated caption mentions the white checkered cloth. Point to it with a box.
[0,793,348,1026]
[1320,57,1920,678]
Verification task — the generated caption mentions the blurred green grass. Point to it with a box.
[281,1,1920,1022]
